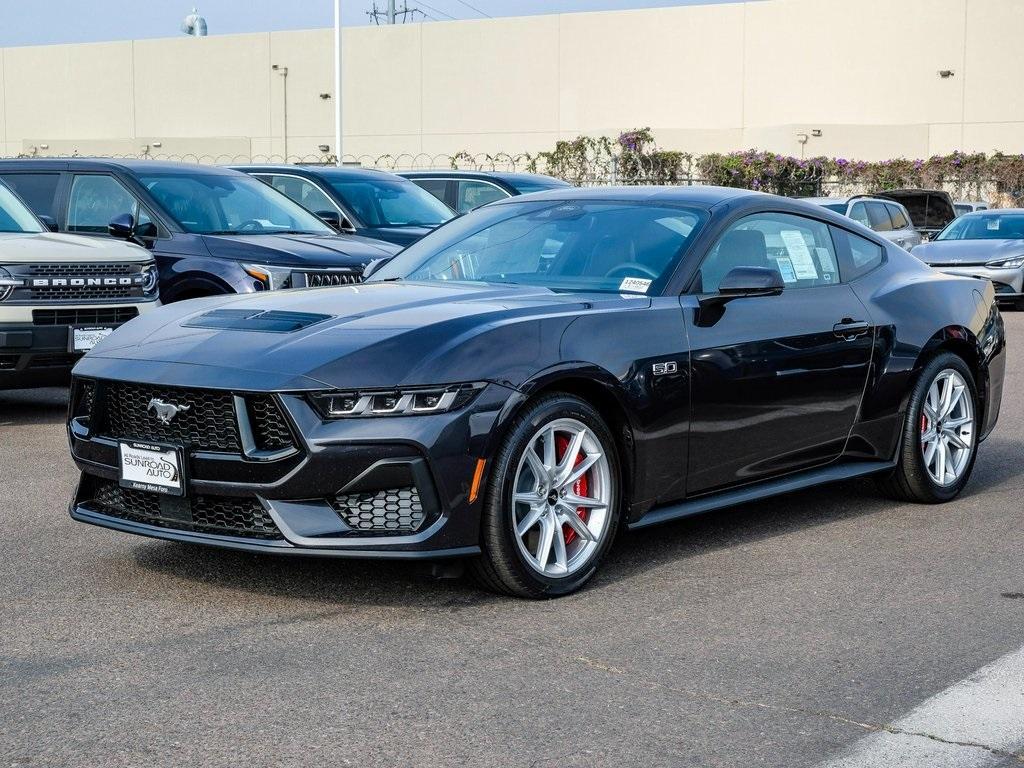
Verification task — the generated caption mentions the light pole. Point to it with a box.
[334,0,343,166]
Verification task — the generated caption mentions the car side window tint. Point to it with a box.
[0,173,60,218]
[866,202,893,232]
[699,212,840,293]
[833,228,885,281]
[67,174,152,234]
[455,181,508,214]
[265,175,338,215]
[887,203,910,229]
[413,178,449,205]
[849,202,871,227]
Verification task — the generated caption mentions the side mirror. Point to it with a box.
[361,257,393,280]
[315,210,342,231]
[108,213,136,240]
[696,267,784,325]
[718,266,785,297]
[108,213,157,248]
[37,215,58,232]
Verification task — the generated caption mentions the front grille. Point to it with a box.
[89,480,281,540]
[247,395,295,451]
[34,307,139,326]
[302,271,361,287]
[29,353,79,369]
[30,285,136,301]
[99,382,242,453]
[29,263,134,277]
[331,487,426,534]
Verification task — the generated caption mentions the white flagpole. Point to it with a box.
[334,0,343,166]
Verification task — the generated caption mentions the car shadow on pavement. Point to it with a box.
[0,387,69,426]
[128,439,1024,606]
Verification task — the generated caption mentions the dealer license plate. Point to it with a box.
[70,326,114,353]
[119,441,185,496]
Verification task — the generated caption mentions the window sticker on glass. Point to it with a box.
[815,246,837,274]
[987,219,1001,231]
[619,277,652,294]
[775,257,798,283]
[780,230,819,279]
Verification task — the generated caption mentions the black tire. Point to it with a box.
[470,393,622,598]
[876,352,979,503]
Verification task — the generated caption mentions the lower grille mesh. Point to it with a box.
[90,480,281,540]
[330,487,426,534]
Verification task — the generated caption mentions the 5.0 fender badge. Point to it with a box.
[652,362,678,376]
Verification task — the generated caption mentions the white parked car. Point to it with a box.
[954,200,990,216]
[0,181,159,389]
[802,195,922,250]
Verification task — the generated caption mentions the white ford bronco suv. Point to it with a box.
[0,180,158,389]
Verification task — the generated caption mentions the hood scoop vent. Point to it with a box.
[183,309,333,333]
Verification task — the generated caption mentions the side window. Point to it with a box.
[887,204,910,229]
[833,228,885,281]
[866,202,893,232]
[455,180,508,214]
[67,175,152,234]
[0,173,60,218]
[412,178,449,205]
[699,212,840,293]
[849,202,871,227]
[265,175,338,215]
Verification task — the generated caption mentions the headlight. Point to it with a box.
[309,383,485,419]
[141,263,159,294]
[987,256,1024,269]
[243,263,293,291]
[0,266,22,302]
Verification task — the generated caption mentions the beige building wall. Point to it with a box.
[0,0,1021,163]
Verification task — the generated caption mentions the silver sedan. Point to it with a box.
[912,209,1024,308]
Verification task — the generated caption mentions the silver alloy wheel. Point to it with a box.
[920,368,975,487]
[511,418,613,578]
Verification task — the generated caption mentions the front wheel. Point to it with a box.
[471,394,621,598]
[878,353,979,503]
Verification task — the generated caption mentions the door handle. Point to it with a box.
[833,319,870,340]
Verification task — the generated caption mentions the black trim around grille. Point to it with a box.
[88,479,281,540]
[33,307,139,326]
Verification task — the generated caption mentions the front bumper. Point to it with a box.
[68,374,516,558]
[1,307,152,389]
[931,265,1024,299]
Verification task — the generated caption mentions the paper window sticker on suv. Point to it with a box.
[780,230,820,280]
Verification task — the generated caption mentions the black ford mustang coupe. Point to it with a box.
[67,187,1005,598]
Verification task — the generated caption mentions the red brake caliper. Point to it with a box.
[555,435,589,546]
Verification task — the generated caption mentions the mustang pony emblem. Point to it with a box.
[147,398,191,425]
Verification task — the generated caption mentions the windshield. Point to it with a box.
[328,179,454,228]
[0,183,44,233]
[138,173,333,235]
[936,213,1024,241]
[370,200,706,294]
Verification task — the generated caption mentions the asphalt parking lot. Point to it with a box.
[3,317,1024,768]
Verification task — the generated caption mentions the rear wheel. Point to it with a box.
[470,394,621,598]
[877,353,979,502]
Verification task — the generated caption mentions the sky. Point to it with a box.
[0,0,749,47]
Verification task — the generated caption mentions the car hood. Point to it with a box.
[0,232,150,263]
[201,232,400,268]
[79,281,648,391]
[913,239,1024,266]
[362,225,435,247]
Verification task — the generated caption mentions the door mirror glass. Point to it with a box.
[361,257,393,279]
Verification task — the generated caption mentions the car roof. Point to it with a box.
[232,164,411,182]
[0,158,245,176]
[801,195,901,206]
[957,208,1024,215]
[488,185,765,207]
[399,169,570,186]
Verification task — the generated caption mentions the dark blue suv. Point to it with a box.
[0,159,400,302]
